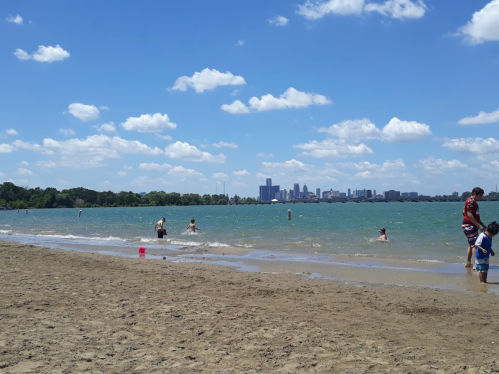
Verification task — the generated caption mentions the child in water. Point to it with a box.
[475,221,499,284]
[377,228,388,241]
[186,219,201,233]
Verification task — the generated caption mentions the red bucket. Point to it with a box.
[139,247,146,254]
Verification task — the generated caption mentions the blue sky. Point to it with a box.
[1,0,499,198]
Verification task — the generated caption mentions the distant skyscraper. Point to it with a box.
[316,188,320,197]
[293,183,300,198]
[266,178,272,187]
[258,178,280,202]
[348,188,351,198]
[303,184,308,196]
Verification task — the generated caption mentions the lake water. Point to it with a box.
[1,202,498,290]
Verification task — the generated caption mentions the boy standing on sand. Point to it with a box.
[186,219,201,232]
[475,221,499,284]
[462,187,486,269]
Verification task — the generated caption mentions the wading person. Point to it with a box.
[462,187,486,269]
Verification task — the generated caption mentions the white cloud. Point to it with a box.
[458,108,499,125]
[0,171,5,176]
[233,170,250,176]
[36,160,57,168]
[121,113,176,132]
[442,137,499,154]
[221,100,250,114]
[380,117,432,142]
[346,159,406,171]
[99,106,110,110]
[256,152,274,158]
[294,139,373,158]
[213,172,228,179]
[68,103,100,121]
[94,122,117,132]
[19,135,163,168]
[269,15,289,26]
[59,128,75,136]
[16,168,33,176]
[458,0,499,45]
[5,129,18,136]
[317,118,380,141]
[20,160,29,166]
[223,88,331,114]
[489,160,499,169]
[419,157,467,174]
[7,14,23,25]
[364,0,427,20]
[157,134,173,141]
[171,68,246,93]
[139,162,172,171]
[297,0,364,19]
[117,171,127,176]
[0,143,15,153]
[164,141,226,163]
[212,141,237,148]
[14,45,70,63]
[130,176,171,187]
[236,40,244,47]
[167,166,203,178]
[233,181,248,188]
[262,159,311,173]
[248,87,331,112]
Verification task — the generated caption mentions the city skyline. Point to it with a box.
[1,1,499,199]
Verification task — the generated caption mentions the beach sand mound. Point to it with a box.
[1,240,498,373]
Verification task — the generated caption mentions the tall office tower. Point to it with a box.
[293,183,300,198]
[373,190,376,198]
[303,185,308,196]
[316,188,320,197]
[366,189,372,198]
[289,189,295,199]
[266,178,272,187]
[348,188,351,198]
[259,185,269,202]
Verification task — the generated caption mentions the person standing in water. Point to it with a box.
[78,210,82,217]
[288,209,291,221]
[186,219,201,232]
[462,187,486,269]
[154,217,167,238]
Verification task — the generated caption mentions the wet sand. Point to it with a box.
[2,240,499,373]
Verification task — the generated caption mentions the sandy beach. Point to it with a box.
[2,240,499,373]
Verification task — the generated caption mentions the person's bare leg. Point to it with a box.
[479,271,487,284]
[466,245,472,267]
[472,246,476,270]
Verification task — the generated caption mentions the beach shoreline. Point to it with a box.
[2,239,499,373]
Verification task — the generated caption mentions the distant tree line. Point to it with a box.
[0,182,257,209]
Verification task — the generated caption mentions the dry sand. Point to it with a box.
[1,240,499,373]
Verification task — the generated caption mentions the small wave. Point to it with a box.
[417,259,441,263]
[235,243,254,248]
[0,230,12,234]
[206,241,231,248]
[169,240,203,246]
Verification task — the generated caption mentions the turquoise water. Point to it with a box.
[0,202,497,264]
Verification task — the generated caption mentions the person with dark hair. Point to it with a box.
[462,187,486,269]
[154,217,167,238]
[186,219,201,233]
[475,221,499,284]
[377,228,388,241]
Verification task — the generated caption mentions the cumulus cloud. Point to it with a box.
[419,157,468,173]
[59,128,75,136]
[14,44,70,63]
[167,166,203,178]
[6,14,23,25]
[297,0,364,19]
[262,159,311,173]
[458,0,499,45]
[0,143,15,153]
[16,168,33,176]
[256,152,274,158]
[212,141,237,148]
[121,113,176,132]
[171,68,246,93]
[139,162,172,171]
[317,118,380,142]
[442,137,499,154]
[297,0,426,20]
[14,135,163,168]
[220,100,250,114]
[222,87,331,113]
[233,170,250,176]
[458,108,499,125]
[36,161,57,168]
[5,129,17,136]
[213,172,228,179]
[94,122,117,133]
[164,141,226,163]
[380,117,432,142]
[236,40,244,47]
[67,103,100,121]
[364,0,427,19]
[294,139,373,158]
[269,15,289,26]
